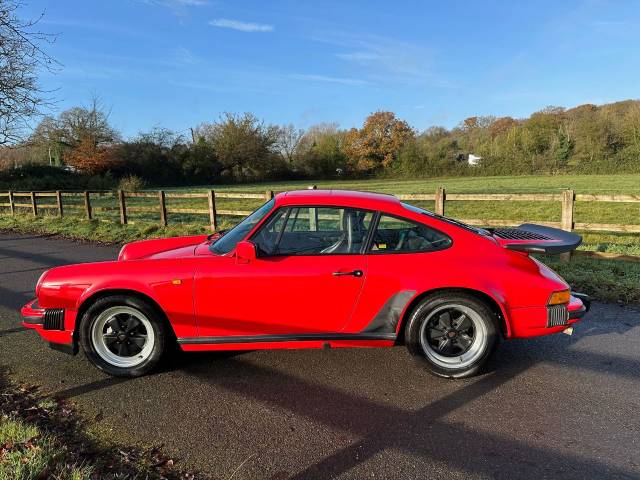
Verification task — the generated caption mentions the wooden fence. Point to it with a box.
[0,187,639,261]
[0,189,274,232]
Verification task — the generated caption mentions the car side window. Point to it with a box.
[369,215,451,253]
[252,207,374,256]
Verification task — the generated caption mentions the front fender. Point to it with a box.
[38,259,199,339]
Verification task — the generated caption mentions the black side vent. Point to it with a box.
[43,309,65,330]
[493,228,553,241]
[547,305,568,327]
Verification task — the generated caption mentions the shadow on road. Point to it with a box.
[166,331,638,479]
[0,326,28,337]
[53,376,130,399]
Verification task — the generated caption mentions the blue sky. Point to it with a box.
[23,0,640,138]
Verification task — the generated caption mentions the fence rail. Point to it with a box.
[0,187,639,261]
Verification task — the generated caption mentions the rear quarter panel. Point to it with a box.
[346,208,569,337]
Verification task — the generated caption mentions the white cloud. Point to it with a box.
[289,74,369,86]
[209,18,274,33]
[138,0,209,6]
[170,47,201,65]
[335,51,381,62]
[314,31,455,88]
[173,0,208,5]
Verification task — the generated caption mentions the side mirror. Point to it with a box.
[235,240,257,264]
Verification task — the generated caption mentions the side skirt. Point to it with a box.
[177,332,396,345]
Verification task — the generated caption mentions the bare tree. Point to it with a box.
[277,123,304,164]
[0,0,58,145]
[52,96,118,147]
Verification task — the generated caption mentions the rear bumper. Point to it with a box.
[21,299,77,352]
[508,292,590,338]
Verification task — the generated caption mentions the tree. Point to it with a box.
[57,97,119,147]
[29,115,66,165]
[277,124,304,164]
[0,0,57,145]
[64,137,113,173]
[343,111,415,172]
[196,113,281,180]
[295,123,346,176]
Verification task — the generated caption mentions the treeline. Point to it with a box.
[1,99,639,190]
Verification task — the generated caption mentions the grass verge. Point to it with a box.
[541,256,640,304]
[0,375,199,480]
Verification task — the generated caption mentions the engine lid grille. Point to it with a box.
[493,228,553,241]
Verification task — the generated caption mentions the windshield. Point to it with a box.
[210,199,275,255]
[401,202,490,236]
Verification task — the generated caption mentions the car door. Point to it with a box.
[193,206,374,339]
[347,213,453,334]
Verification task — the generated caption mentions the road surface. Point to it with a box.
[0,232,639,479]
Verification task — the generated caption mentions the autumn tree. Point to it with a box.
[51,98,119,173]
[64,136,113,173]
[343,111,415,172]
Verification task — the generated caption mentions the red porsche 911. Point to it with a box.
[21,190,589,378]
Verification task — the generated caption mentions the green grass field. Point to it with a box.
[1,174,639,303]
[4,173,639,253]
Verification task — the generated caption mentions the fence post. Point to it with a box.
[435,186,446,216]
[560,189,575,262]
[83,191,92,220]
[56,190,63,217]
[8,190,14,215]
[30,192,37,217]
[207,190,217,232]
[266,190,274,201]
[158,190,167,227]
[118,190,127,225]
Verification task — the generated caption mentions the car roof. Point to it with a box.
[275,189,401,210]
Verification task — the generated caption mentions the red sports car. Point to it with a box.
[21,190,589,378]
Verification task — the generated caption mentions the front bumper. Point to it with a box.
[508,292,590,338]
[21,299,77,353]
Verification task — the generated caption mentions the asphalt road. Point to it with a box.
[0,232,639,479]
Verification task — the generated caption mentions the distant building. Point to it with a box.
[468,154,482,166]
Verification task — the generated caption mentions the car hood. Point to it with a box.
[118,235,208,261]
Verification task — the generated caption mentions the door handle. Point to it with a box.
[332,270,363,277]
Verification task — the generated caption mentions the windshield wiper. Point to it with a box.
[207,229,228,242]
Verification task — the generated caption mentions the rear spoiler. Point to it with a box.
[489,223,582,255]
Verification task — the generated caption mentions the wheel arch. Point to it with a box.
[396,287,511,344]
[73,288,177,345]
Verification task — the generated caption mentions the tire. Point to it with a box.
[405,292,499,379]
[79,295,167,377]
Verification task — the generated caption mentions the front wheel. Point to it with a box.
[405,293,499,379]
[79,295,166,377]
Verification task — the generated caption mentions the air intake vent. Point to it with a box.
[493,228,553,240]
[43,309,65,330]
[547,305,568,327]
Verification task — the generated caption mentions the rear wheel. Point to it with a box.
[405,293,499,379]
[79,295,166,377]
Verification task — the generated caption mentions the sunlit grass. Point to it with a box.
[0,415,93,480]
